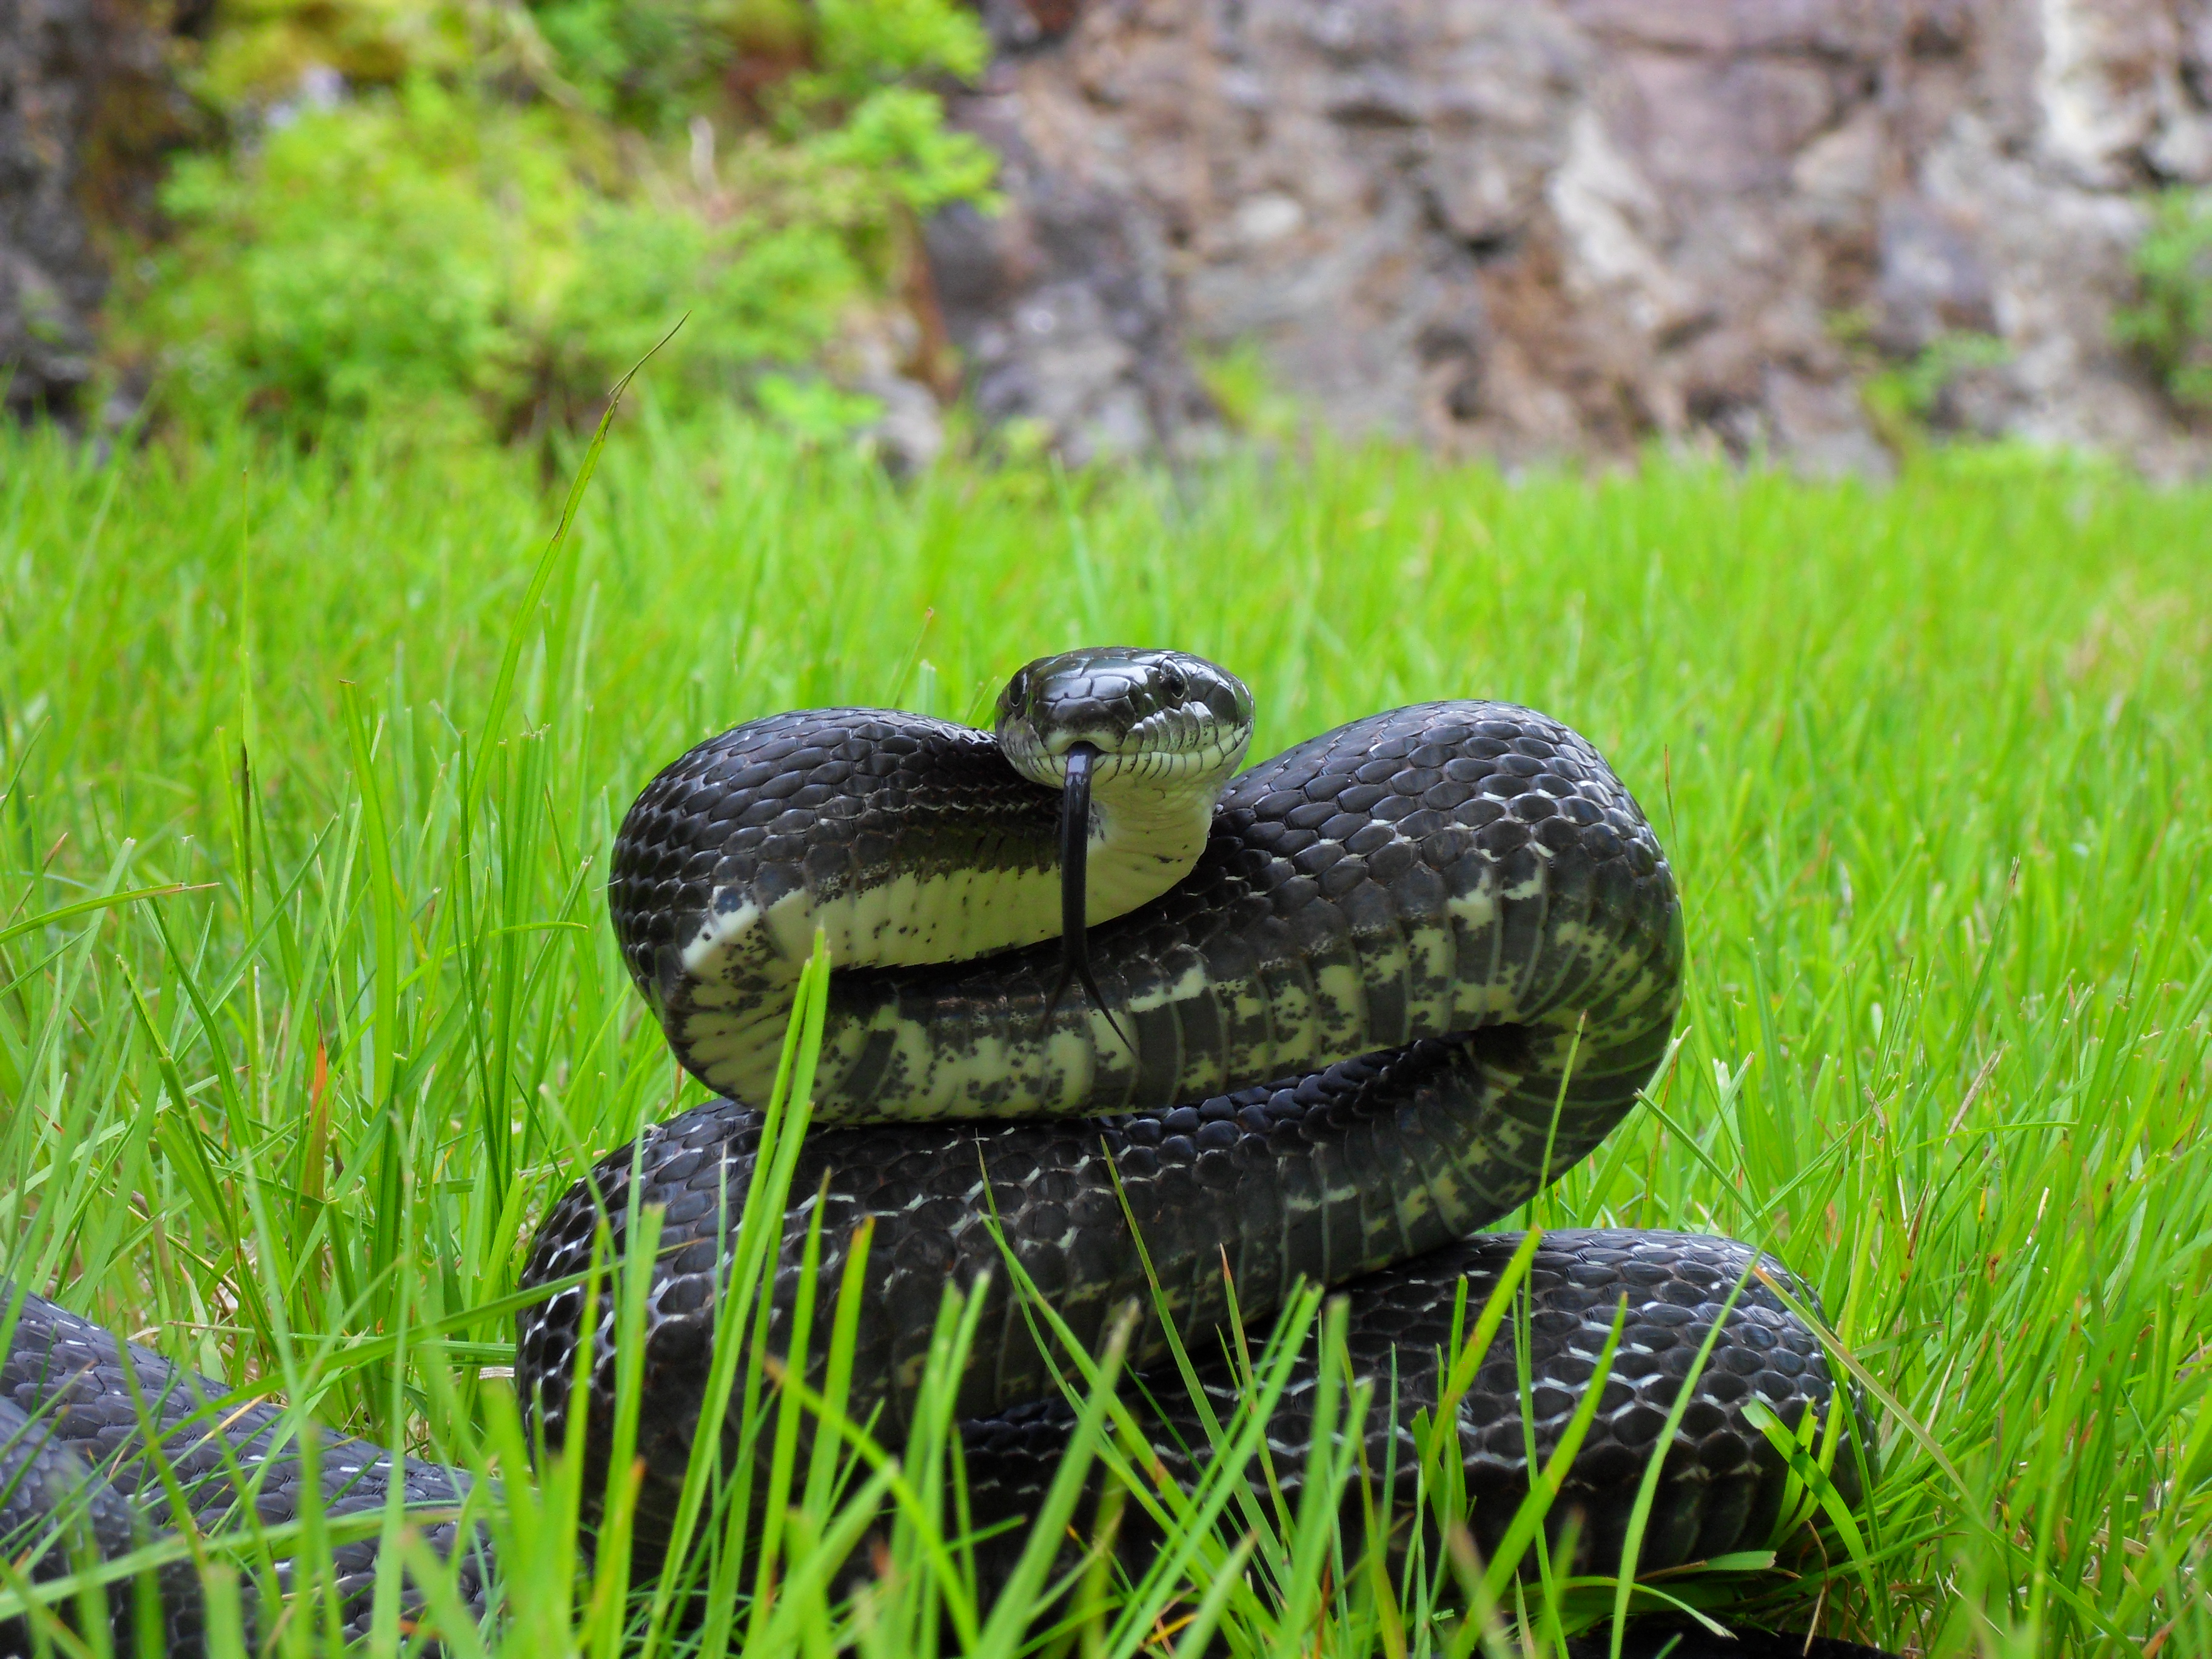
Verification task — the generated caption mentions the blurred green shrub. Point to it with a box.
[2113,189,2212,412]
[114,0,995,440]
[1195,339,1305,444]
[1860,330,2011,455]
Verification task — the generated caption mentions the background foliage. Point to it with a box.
[2116,187,2212,414]
[109,0,994,440]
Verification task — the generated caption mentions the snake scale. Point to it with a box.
[2,648,1872,1655]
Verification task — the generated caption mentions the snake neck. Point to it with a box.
[1081,769,1219,923]
[613,712,1223,1110]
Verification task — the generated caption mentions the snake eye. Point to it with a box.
[1157,662,1188,702]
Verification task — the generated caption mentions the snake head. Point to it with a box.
[993,646,1254,794]
[994,648,1253,1048]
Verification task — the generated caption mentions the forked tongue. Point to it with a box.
[1044,742,1134,1054]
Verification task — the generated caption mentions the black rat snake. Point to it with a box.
[2,648,1874,1654]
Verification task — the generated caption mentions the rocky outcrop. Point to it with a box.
[0,0,184,420]
[930,0,2212,473]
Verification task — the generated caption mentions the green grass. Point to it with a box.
[0,406,2207,1656]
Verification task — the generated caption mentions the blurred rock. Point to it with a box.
[923,86,1215,465]
[856,371,947,477]
[931,0,2212,473]
[0,0,186,421]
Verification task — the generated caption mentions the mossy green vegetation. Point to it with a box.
[2114,188,2212,414]
[108,0,993,441]
[0,413,2207,1654]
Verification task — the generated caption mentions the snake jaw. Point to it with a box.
[1045,741,1136,1056]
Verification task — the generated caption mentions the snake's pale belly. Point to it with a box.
[1,685,1866,1653]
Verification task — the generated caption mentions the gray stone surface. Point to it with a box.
[1,0,106,415]
[0,0,179,421]
[930,0,2212,473]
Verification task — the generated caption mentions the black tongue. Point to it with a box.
[1044,743,1133,1054]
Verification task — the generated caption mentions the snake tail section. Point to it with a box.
[962,1230,1863,1581]
[0,1289,488,1657]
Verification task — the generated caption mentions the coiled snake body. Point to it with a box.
[2,649,1863,1653]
